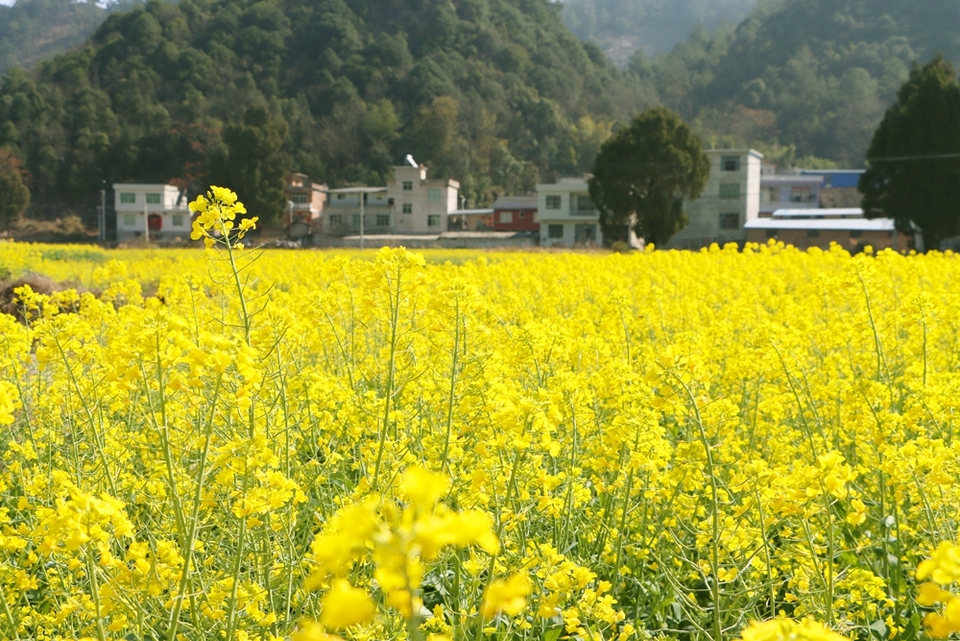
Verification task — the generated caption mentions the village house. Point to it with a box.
[759,174,822,217]
[321,164,458,237]
[667,149,763,249]
[492,196,539,232]
[800,169,865,208]
[113,183,189,241]
[448,208,495,231]
[744,208,910,252]
[536,177,602,247]
[283,173,326,237]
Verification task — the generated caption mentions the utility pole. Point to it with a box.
[143,194,149,244]
[359,191,365,250]
[99,183,106,242]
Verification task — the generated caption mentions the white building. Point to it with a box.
[537,177,602,247]
[114,184,189,241]
[667,149,763,249]
[388,165,459,234]
[759,175,823,217]
[322,165,459,236]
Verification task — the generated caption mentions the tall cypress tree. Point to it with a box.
[217,105,290,227]
[859,55,960,251]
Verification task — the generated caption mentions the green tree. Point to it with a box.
[588,106,709,246]
[217,105,290,226]
[859,55,960,251]
[0,149,30,230]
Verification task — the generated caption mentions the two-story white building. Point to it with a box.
[322,165,459,236]
[759,174,823,217]
[113,184,189,241]
[537,177,602,247]
[667,149,763,249]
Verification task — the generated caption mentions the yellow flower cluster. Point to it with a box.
[2,229,960,641]
[737,617,851,641]
[189,185,257,249]
[917,541,960,638]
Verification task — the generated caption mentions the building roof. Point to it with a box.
[326,187,387,194]
[450,209,494,216]
[760,175,824,185]
[745,217,895,231]
[772,208,863,218]
[112,183,180,190]
[705,148,764,159]
[492,196,537,209]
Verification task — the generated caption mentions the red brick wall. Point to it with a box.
[492,208,539,232]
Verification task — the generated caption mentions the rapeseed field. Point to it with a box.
[1,189,959,641]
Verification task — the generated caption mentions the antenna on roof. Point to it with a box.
[405,154,418,168]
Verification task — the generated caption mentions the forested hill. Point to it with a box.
[632,0,960,165]
[0,0,118,74]
[562,0,757,64]
[0,0,649,215]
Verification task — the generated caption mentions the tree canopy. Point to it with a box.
[630,0,960,166]
[0,0,650,217]
[859,55,960,252]
[0,148,31,230]
[588,106,709,246]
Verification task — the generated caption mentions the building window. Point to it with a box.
[376,214,390,227]
[123,213,136,227]
[766,229,777,239]
[546,195,562,210]
[499,211,513,224]
[719,184,740,199]
[721,156,740,171]
[577,195,594,211]
[146,193,161,204]
[120,193,136,204]
[428,214,441,227]
[761,187,779,203]
[402,181,413,191]
[791,187,813,203]
[719,213,739,230]
[402,203,413,214]
[352,214,361,227]
[337,194,346,200]
[850,230,863,239]
[172,214,184,227]
[548,224,564,239]
[807,229,820,238]
[329,214,342,226]
[427,188,442,202]
[292,193,308,204]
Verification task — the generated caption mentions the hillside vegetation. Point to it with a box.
[0,0,649,216]
[0,0,117,74]
[632,0,960,165]
[562,0,757,63]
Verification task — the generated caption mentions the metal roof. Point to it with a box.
[760,175,824,184]
[745,217,895,231]
[450,209,494,215]
[325,187,387,193]
[772,208,864,218]
[492,196,537,209]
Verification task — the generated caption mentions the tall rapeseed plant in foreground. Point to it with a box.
[2,193,960,641]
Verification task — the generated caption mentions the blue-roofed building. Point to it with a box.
[800,169,865,189]
[799,169,865,208]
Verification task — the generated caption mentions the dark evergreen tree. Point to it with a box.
[0,149,30,230]
[859,55,960,251]
[217,105,290,226]
[588,106,709,246]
